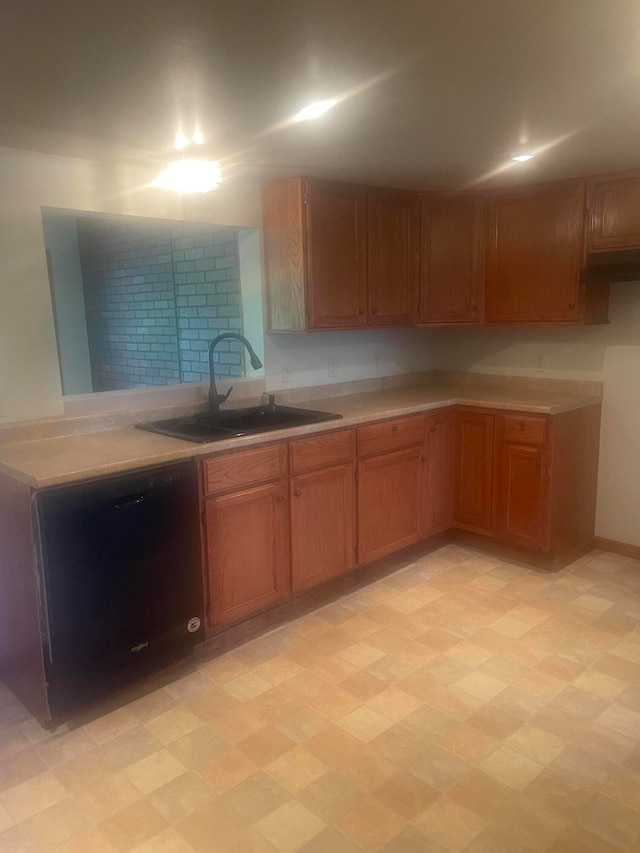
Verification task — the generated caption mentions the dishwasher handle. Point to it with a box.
[112,493,146,510]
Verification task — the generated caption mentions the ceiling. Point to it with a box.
[4,0,640,189]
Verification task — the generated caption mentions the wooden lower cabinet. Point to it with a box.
[205,481,290,626]
[290,462,355,592]
[496,442,547,549]
[454,411,495,534]
[423,411,455,534]
[358,446,424,564]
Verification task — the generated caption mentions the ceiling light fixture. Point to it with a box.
[151,159,222,193]
[174,130,188,151]
[511,153,534,162]
[293,99,337,122]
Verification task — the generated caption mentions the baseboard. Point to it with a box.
[593,537,640,560]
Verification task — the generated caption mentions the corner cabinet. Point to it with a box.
[418,195,482,324]
[454,410,495,534]
[587,173,640,252]
[484,181,588,323]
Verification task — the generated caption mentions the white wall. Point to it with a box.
[431,284,640,546]
[41,211,93,395]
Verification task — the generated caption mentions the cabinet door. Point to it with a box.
[419,196,481,323]
[423,411,455,535]
[291,463,355,592]
[588,175,640,251]
[305,180,367,329]
[367,189,419,326]
[358,446,423,564]
[496,443,548,548]
[205,482,290,625]
[455,412,495,533]
[485,182,585,322]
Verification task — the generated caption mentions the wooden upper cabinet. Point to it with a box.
[305,180,368,328]
[419,196,482,324]
[484,181,585,323]
[367,188,419,326]
[588,174,640,252]
[262,177,367,331]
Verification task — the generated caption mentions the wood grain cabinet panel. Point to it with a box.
[205,482,290,626]
[454,411,495,534]
[262,177,367,330]
[358,446,424,564]
[419,195,482,323]
[588,175,640,251]
[496,443,548,549]
[485,182,585,323]
[291,463,355,592]
[290,429,355,475]
[423,411,455,535]
[367,188,419,326]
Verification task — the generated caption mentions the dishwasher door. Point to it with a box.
[34,461,204,719]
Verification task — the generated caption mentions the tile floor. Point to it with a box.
[2,545,640,852]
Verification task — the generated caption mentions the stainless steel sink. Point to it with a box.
[136,405,342,443]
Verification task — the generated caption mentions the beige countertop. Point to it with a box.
[0,381,601,489]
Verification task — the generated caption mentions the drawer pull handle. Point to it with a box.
[294,489,302,497]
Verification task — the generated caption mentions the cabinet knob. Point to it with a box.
[569,302,576,310]
[358,308,365,315]
[392,425,399,432]
[430,426,436,433]
[472,304,479,312]
[294,489,302,497]
[276,495,285,503]
[371,307,378,315]
[421,455,427,462]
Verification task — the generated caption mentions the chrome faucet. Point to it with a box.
[207,333,263,411]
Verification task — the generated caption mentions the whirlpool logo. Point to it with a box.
[130,641,149,653]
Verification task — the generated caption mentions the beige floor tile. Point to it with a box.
[338,796,406,852]
[175,798,248,853]
[1,769,69,823]
[414,795,486,852]
[166,723,228,770]
[264,745,327,794]
[273,705,331,743]
[579,792,640,848]
[601,765,640,811]
[439,723,501,763]
[99,799,168,851]
[454,672,508,702]
[200,746,259,793]
[253,657,305,686]
[237,725,296,766]
[83,709,139,746]
[547,824,624,853]
[297,770,365,823]
[448,769,516,824]
[98,726,163,771]
[35,728,95,768]
[74,772,142,822]
[222,770,290,822]
[125,688,178,723]
[0,748,49,792]
[373,769,439,819]
[410,744,472,791]
[597,703,640,740]
[128,826,196,852]
[222,672,273,703]
[144,707,202,745]
[0,799,92,852]
[504,725,566,765]
[480,745,544,790]
[256,800,326,852]
[52,828,117,852]
[147,770,216,822]
[123,748,186,795]
[338,706,395,742]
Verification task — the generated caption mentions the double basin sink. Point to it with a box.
[136,404,342,443]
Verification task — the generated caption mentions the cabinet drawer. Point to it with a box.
[202,443,287,496]
[357,415,425,457]
[290,429,355,474]
[502,414,548,445]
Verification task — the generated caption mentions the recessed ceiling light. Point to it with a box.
[293,99,337,122]
[151,159,222,193]
[512,153,534,162]
[174,130,188,151]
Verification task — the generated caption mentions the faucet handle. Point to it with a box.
[220,385,234,404]
[263,393,276,411]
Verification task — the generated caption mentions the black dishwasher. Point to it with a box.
[34,461,204,720]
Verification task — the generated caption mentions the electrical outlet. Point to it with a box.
[282,365,292,384]
[328,357,337,378]
[373,351,382,373]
